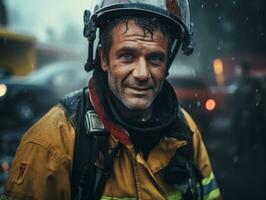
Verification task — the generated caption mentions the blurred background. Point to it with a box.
[0,0,265,199]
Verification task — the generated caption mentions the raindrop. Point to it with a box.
[245,17,249,21]
[232,1,236,6]
[231,57,235,61]
[197,101,201,107]
[189,104,192,109]
[233,156,239,163]
[195,92,198,97]
[222,21,234,33]
[256,101,260,106]
[218,16,222,20]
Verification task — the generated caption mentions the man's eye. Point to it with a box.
[120,53,133,62]
[149,56,163,65]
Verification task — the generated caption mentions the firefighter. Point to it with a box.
[231,62,265,155]
[1,0,221,199]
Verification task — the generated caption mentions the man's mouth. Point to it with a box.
[127,86,151,94]
[131,86,150,90]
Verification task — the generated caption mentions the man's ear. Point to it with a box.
[98,46,108,71]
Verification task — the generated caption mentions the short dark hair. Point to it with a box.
[99,15,173,64]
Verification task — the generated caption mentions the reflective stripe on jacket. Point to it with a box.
[3,106,221,200]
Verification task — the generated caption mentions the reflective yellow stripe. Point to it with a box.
[101,192,183,200]
[202,172,215,186]
[101,197,136,200]
[167,191,182,200]
[203,188,221,200]
[201,172,221,199]
[0,195,10,200]
[101,173,219,200]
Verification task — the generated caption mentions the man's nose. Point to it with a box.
[132,58,150,80]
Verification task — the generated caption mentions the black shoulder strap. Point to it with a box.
[59,88,119,200]
[60,87,98,200]
[60,88,90,199]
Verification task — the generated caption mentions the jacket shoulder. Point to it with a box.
[19,105,76,166]
[179,107,199,133]
[59,89,83,129]
[3,105,75,199]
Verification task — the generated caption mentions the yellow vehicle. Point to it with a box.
[0,28,36,76]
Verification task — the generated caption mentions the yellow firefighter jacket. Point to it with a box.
[2,78,222,200]
[2,105,221,200]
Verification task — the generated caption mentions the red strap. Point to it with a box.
[89,79,131,145]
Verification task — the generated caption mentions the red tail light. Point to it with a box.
[205,99,216,111]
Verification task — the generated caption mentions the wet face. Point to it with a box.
[99,20,169,111]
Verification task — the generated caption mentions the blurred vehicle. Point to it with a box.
[0,60,91,123]
[0,29,82,78]
[0,29,36,76]
[0,68,12,79]
[167,76,216,132]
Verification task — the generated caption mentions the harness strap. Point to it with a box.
[60,87,120,200]
[93,143,122,200]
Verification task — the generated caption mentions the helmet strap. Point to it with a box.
[165,38,182,77]
[168,38,182,67]
[85,40,95,72]
[166,23,194,76]
[182,23,194,56]
[84,10,97,72]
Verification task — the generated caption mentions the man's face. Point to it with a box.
[99,20,169,110]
